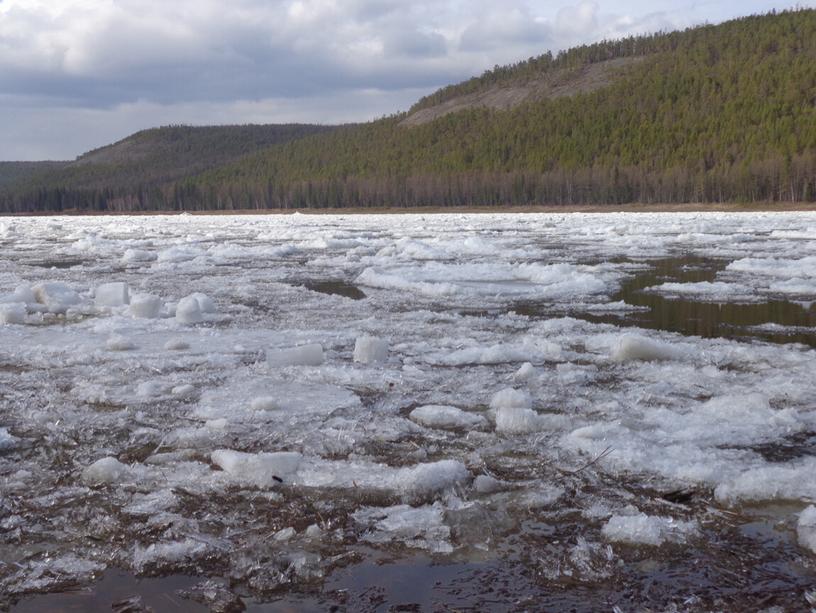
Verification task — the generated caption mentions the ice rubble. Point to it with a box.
[212,449,470,500]
[3,212,816,603]
[409,405,487,429]
[32,282,81,313]
[602,512,699,546]
[353,503,453,553]
[0,302,25,324]
[134,539,211,572]
[81,457,130,485]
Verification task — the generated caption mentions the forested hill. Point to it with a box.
[2,9,816,213]
[0,124,334,212]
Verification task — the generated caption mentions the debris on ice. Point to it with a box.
[211,449,303,487]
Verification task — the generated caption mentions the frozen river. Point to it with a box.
[1,212,815,611]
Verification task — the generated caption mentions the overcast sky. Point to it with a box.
[1,0,811,160]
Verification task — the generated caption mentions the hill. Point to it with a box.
[0,124,334,212]
[2,9,815,212]
[0,162,68,190]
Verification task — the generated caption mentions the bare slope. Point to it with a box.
[401,57,644,127]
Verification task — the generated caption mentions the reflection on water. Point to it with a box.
[521,256,816,347]
[13,570,208,612]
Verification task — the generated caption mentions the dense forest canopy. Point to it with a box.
[2,9,815,212]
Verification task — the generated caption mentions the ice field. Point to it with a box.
[1,212,816,610]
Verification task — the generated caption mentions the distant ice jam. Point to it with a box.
[1,212,815,610]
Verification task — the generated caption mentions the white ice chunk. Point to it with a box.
[409,405,486,429]
[32,282,81,313]
[164,338,190,351]
[250,396,279,411]
[491,388,539,434]
[0,303,26,325]
[82,457,130,485]
[128,293,162,318]
[133,539,209,572]
[0,427,18,450]
[602,512,698,546]
[611,334,685,362]
[353,336,389,364]
[473,474,507,494]
[95,282,130,307]
[157,246,204,263]
[267,343,324,367]
[176,295,204,324]
[797,506,816,554]
[172,384,195,397]
[495,407,541,434]
[122,248,157,263]
[0,284,35,305]
[490,388,532,410]
[189,292,217,313]
[714,457,816,504]
[106,334,136,351]
[137,381,165,397]
[353,503,452,553]
[211,449,303,487]
[273,527,296,542]
[513,362,535,382]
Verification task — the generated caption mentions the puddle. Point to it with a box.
[517,256,816,347]
[25,259,87,269]
[13,570,208,612]
[300,280,367,300]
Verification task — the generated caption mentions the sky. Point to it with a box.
[0,0,812,160]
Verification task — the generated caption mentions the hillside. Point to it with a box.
[400,57,645,127]
[2,9,816,212]
[0,124,333,212]
[0,162,67,190]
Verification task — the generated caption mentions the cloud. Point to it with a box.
[1,0,813,159]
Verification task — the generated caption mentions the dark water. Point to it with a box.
[300,280,367,300]
[25,259,86,269]
[14,525,815,613]
[518,256,816,347]
[13,571,208,612]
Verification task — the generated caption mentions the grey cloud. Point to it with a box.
[0,0,799,159]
